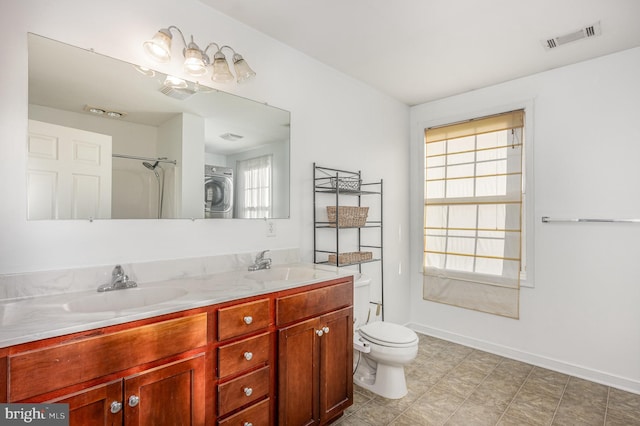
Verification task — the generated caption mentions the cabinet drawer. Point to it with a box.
[218,398,269,426]
[218,332,271,379]
[9,314,207,401]
[276,280,353,326]
[218,299,270,341]
[217,366,270,417]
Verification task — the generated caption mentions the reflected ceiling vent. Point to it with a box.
[83,105,127,119]
[159,85,196,100]
[542,21,601,50]
[220,132,243,141]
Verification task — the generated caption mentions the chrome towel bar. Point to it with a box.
[541,216,640,224]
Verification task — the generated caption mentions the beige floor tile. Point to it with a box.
[607,388,640,423]
[388,413,436,426]
[345,389,374,416]
[605,411,640,425]
[431,373,482,399]
[552,401,606,425]
[496,412,539,425]
[401,387,465,425]
[346,333,640,426]
[522,367,570,398]
[446,400,506,426]
[334,415,375,426]
[562,376,608,405]
[503,387,562,425]
[352,399,404,426]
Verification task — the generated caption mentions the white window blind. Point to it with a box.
[423,110,524,318]
[236,154,273,219]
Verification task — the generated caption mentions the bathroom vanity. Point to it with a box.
[0,266,353,425]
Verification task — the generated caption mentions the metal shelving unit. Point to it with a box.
[313,163,384,318]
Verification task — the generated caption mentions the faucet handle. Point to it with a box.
[112,265,124,277]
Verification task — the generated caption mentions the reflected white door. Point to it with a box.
[27,120,112,219]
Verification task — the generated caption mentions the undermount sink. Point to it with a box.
[63,287,188,313]
[245,267,319,282]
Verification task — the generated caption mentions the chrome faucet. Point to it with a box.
[97,265,138,292]
[248,250,272,271]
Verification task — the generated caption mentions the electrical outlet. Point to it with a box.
[266,220,276,237]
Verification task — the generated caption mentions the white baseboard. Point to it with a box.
[407,322,640,395]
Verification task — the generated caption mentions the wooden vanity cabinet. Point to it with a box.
[277,280,353,426]
[49,355,205,426]
[215,297,273,425]
[1,276,354,426]
[7,313,209,426]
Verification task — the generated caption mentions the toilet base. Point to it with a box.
[353,358,408,399]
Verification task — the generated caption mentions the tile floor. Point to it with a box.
[337,333,640,425]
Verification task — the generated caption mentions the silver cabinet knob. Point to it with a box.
[110,401,122,414]
[322,326,330,334]
[316,329,324,337]
[243,316,253,325]
[128,395,140,407]
[244,351,253,361]
[243,387,253,397]
[244,423,253,426]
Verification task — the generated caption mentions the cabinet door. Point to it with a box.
[319,307,353,424]
[124,355,206,426]
[278,316,320,426]
[49,380,123,426]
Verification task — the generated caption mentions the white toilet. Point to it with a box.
[352,273,419,399]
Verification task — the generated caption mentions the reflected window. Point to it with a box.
[236,155,273,218]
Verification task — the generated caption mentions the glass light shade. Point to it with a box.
[183,47,207,76]
[143,29,172,63]
[211,52,234,83]
[232,53,256,83]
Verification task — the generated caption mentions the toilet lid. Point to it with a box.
[358,322,419,348]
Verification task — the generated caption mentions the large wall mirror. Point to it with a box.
[27,33,290,220]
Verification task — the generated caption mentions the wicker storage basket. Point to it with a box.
[330,177,361,192]
[326,206,369,227]
[328,251,373,265]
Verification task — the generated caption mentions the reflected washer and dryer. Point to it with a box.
[204,165,233,218]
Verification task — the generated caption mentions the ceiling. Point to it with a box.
[199,0,640,106]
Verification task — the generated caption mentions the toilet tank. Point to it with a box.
[354,273,372,329]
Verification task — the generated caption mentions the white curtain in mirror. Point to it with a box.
[236,155,273,218]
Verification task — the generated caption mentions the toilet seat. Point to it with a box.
[358,322,418,348]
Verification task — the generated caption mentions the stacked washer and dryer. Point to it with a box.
[204,165,234,218]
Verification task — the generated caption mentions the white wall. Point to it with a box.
[0,0,410,323]
[409,47,640,392]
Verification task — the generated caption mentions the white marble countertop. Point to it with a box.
[0,263,354,349]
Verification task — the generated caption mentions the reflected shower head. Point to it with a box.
[142,161,159,170]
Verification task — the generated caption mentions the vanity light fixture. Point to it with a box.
[143,25,256,84]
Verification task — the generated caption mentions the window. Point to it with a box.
[236,155,273,218]
[423,110,524,318]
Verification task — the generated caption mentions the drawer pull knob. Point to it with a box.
[128,395,140,407]
[243,316,253,325]
[243,387,253,397]
[244,423,253,426]
[323,326,330,334]
[110,401,122,414]
[316,329,324,337]
[244,351,253,361]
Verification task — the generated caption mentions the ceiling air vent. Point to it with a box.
[542,21,602,50]
[159,85,196,101]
